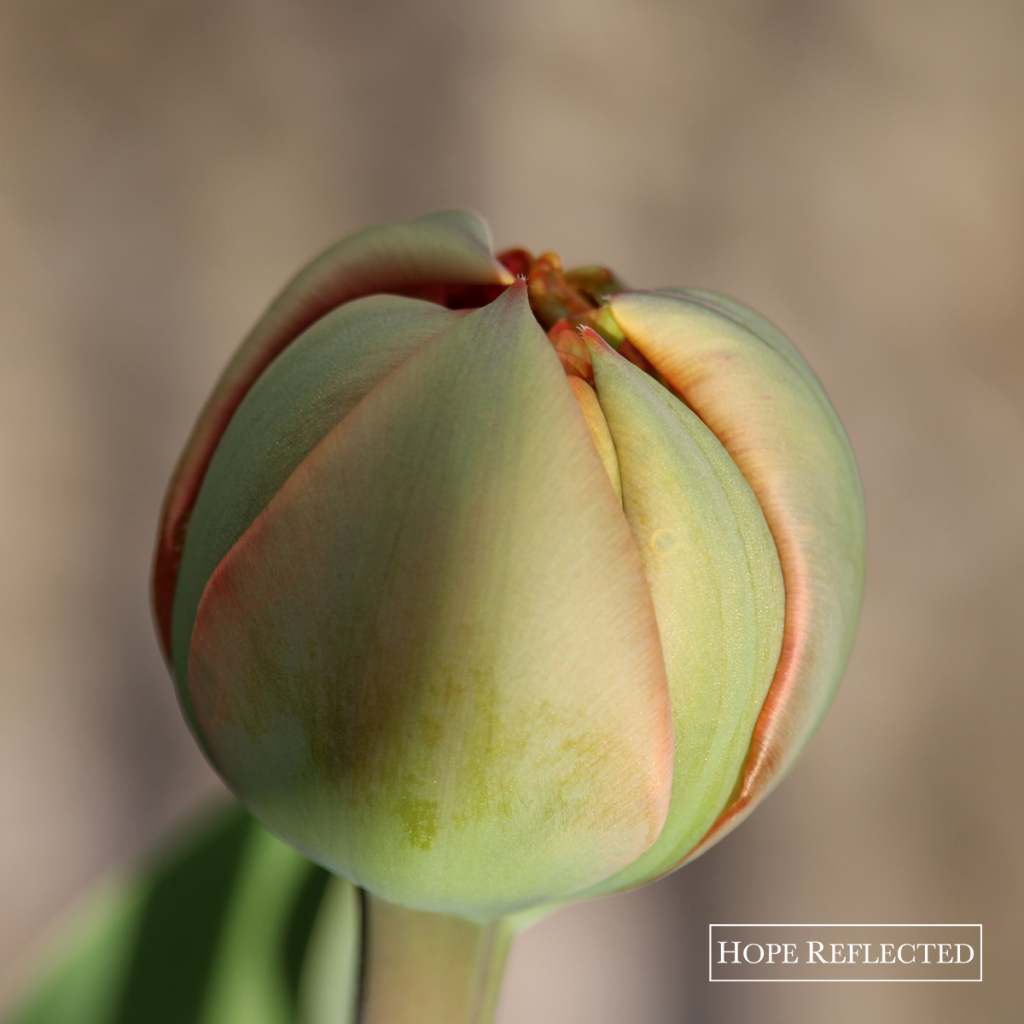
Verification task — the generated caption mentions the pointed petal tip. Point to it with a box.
[414,208,515,286]
[491,276,534,321]
[579,324,615,354]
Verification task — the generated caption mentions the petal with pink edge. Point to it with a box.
[608,290,865,859]
[154,210,513,659]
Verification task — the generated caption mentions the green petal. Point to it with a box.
[579,339,784,895]
[171,296,464,734]
[154,211,512,664]
[609,291,866,855]
[189,285,673,917]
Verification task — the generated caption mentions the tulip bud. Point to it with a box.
[154,211,864,919]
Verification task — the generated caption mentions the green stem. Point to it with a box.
[357,893,514,1024]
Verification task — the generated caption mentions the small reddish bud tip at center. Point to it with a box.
[548,322,595,383]
[526,252,599,330]
[576,324,605,346]
[497,248,535,279]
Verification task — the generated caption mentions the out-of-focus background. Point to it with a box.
[1,1,1022,1021]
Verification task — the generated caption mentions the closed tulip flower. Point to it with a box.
[154,210,864,930]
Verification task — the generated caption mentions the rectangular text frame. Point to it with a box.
[708,923,983,982]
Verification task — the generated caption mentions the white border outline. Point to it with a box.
[707,923,983,982]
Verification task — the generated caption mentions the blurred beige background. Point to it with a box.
[1,1,1022,1021]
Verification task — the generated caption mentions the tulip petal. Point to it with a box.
[566,376,622,501]
[188,284,673,917]
[608,291,865,857]
[650,288,831,401]
[154,211,514,660]
[579,338,784,895]
[171,296,465,735]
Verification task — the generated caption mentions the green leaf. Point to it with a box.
[5,805,359,1024]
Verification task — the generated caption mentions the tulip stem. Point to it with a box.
[356,893,514,1024]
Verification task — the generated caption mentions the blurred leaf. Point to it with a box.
[294,879,362,1024]
[5,804,359,1024]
